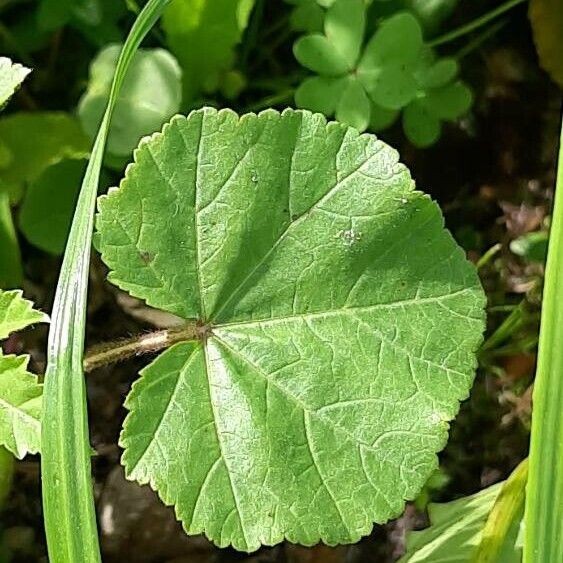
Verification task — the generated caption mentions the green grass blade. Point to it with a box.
[472,458,527,562]
[40,1,170,561]
[524,119,563,562]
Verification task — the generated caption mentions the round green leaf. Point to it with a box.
[417,58,459,90]
[293,34,352,75]
[363,64,419,110]
[335,77,371,131]
[19,158,87,255]
[295,76,347,115]
[97,108,485,552]
[425,81,472,120]
[290,2,325,33]
[359,12,423,69]
[369,101,399,131]
[324,0,366,67]
[78,44,182,157]
[403,100,441,147]
[357,13,423,109]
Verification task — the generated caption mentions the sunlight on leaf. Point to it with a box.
[96,107,486,552]
[0,57,30,109]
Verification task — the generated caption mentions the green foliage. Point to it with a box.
[0,290,48,459]
[294,3,472,146]
[78,44,182,158]
[162,0,255,102]
[0,112,89,203]
[96,107,485,552]
[0,57,30,109]
[510,230,549,263]
[0,192,22,288]
[399,481,522,562]
[19,158,88,255]
[0,290,48,339]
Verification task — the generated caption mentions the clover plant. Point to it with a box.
[294,1,472,146]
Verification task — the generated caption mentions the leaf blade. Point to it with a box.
[99,108,486,552]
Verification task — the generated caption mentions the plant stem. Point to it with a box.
[84,324,200,372]
[428,0,527,47]
[455,19,507,60]
[524,117,563,562]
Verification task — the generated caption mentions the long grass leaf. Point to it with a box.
[524,119,563,562]
[41,1,170,561]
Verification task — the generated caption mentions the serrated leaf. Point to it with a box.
[294,33,352,75]
[0,57,30,109]
[0,289,49,340]
[0,112,89,203]
[324,0,366,67]
[0,353,42,459]
[97,107,485,552]
[162,0,255,101]
[19,157,87,255]
[529,0,563,88]
[78,44,182,157]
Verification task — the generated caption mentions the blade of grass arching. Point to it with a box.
[41,1,170,561]
[524,118,563,563]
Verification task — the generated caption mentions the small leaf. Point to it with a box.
[403,100,441,148]
[417,58,459,90]
[324,0,366,67]
[358,13,423,109]
[0,289,49,340]
[162,0,255,101]
[78,44,182,157]
[0,57,30,109]
[97,108,485,552]
[19,158,87,255]
[0,112,89,203]
[335,76,371,131]
[295,75,347,115]
[424,81,472,120]
[294,34,352,75]
[369,101,399,131]
[0,353,42,459]
[529,0,563,88]
[290,2,325,33]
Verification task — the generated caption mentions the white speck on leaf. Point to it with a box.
[336,229,362,247]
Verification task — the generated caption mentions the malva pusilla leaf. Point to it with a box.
[95,107,486,552]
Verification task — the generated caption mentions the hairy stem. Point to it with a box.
[83,323,201,372]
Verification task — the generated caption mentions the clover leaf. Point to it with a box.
[294,4,472,146]
[96,107,485,552]
[78,44,182,158]
[0,290,48,459]
[403,55,472,147]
